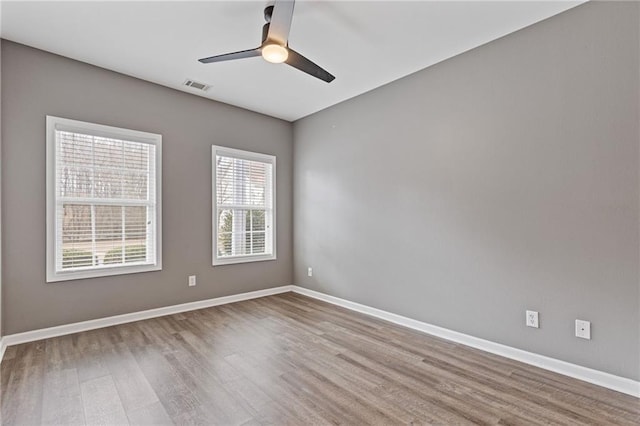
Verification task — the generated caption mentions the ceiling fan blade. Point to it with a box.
[198,48,261,64]
[285,48,335,83]
[267,0,295,45]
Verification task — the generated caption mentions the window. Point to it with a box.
[212,145,276,265]
[46,116,162,282]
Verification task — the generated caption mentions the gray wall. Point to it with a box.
[1,40,293,334]
[293,1,640,380]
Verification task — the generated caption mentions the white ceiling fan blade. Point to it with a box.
[267,0,295,45]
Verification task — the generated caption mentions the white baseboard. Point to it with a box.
[0,337,6,363]
[290,286,640,398]
[0,285,294,353]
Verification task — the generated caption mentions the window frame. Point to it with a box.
[212,145,276,266]
[46,116,163,282]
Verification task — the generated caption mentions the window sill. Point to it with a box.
[212,255,277,266]
[47,263,162,283]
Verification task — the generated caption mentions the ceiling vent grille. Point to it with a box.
[183,79,210,91]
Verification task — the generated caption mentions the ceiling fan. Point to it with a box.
[198,0,335,83]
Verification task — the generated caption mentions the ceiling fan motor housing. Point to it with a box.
[262,5,275,44]
[264,5,274,23]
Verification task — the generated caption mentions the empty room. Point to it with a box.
[0,0,639,424]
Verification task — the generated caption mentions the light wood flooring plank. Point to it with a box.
[41,368,85,426]
[126,401,174,426]
[80,375,129,425]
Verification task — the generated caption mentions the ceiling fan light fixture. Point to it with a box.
[261,44,288,63]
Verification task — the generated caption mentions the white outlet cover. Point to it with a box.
[575,319,591,340]
[308,267,313,277]
[526,310,539,328]
[188,275,196,287]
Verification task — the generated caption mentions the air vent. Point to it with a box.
[183,79,210,91]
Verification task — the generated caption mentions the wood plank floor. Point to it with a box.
[1,292,638,425]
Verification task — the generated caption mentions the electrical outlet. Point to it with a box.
[575,319,591,340]
[188,275,196,287]
[308,267,313,277]
[526,310,539,328]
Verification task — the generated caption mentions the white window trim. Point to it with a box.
[212,145,276,266]
[46,116,163,282]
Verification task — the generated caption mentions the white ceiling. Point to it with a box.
[1,1,583,121]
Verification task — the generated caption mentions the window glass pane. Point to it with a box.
[61,204,93,268]
[62,204,92,244]
[231,209,248,255]
[93,137,123,168]
[248,161,267,206]
[124,206,148,263]
[60,204,150,267]
[124,244,146,263]
[95,205,123,265]
[123,141,149,170]
[217,207,273,257]
[216,156,271,207]
[218,209,233,257]
[61,248,94,269]
[216,156,234,205]
[251,232,266,254]
[125,206,147,242]
[93,169,122,199]
[104,244,146,264]
[59,167,93,198]
[58,132,93,166]
[95,205,122,242]
[217,208,252,256]
[251,209,265,232]
[122,171,149,200]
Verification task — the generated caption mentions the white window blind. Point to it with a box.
[46,116,162,282]
[212,146,276,265]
